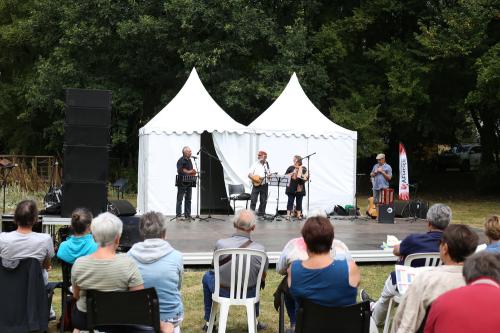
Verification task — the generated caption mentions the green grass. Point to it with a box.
[47,264,393,333]
[9,187,498,332]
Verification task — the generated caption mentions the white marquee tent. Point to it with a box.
[137,68,247,215]
[244,73,358,214]
[138,69,357,216]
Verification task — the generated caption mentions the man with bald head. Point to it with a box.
[201,209,269,331]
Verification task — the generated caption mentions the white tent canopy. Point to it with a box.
[138,68,246,215]
[242,73,358,214]
[249,73,356,139]
[138,70,357,217]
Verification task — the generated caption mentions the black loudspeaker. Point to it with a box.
[118,216,142,251]
[62,88,111,217]
[394,200,410,218]
[64,125,110,146]
[378,204,395,224]
[63,146,109,182]
[410,201,429,219]
[108,200,136,217]
[61,182,107,217]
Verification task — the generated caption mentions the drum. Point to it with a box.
[379,188,394,205]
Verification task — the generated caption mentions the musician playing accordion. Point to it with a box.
[285,155,308,220]
[176,146,197,220]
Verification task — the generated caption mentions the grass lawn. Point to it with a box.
[48,264,392,333]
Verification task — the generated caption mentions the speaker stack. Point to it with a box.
[61,89,111,217]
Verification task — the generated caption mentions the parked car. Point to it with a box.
[437,144,481,171]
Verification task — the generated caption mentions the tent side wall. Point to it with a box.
[137,132,200,215]
[213,131,356,215]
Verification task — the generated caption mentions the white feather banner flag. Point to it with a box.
[399,143,410,200]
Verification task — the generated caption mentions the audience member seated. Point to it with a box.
[57,208,98,264]
[71,212,144,333]
[484,215,500,253]
[287,215,360,308]
[361,203,452,326]
[276,211,352,333]
[424,251,500,333]
[391,224,479,333]
[0,200,54,285]
[129,212,184,333]
[201,209,269,332]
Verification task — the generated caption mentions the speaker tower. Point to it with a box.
[61,88,111,217]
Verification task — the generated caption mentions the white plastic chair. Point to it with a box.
[207,248,267,333]
[383,252,441,333]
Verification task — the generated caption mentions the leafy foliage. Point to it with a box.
[0,0,498,177]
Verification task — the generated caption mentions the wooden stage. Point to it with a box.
[161,215,432,265]
[2,214,485,265]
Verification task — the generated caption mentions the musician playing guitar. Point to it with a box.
[248,150,271,217]
[176,146,197,220]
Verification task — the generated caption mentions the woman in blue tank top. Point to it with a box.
[288,216,360,307]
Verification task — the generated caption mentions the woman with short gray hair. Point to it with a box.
[71,212,144,332]
[129,212,184,333]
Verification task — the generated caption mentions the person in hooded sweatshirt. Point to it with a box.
[128,211,184,333]
[57,208,98,264]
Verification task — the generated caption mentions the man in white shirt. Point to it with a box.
[248,150,270,216]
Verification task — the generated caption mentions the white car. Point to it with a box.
[438,144,481,171]
[457,144,481,171]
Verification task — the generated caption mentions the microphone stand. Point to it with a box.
[198,147,223,222]
[301,152,316,217]
[192,156,201,220]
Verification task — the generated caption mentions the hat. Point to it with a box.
[376,153,385,160]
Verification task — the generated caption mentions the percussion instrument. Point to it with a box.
[379,188,394,205]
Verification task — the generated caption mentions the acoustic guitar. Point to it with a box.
[251,172,278,187]
[366,196,378,219]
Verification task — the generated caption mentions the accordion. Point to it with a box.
[296,166,309,181]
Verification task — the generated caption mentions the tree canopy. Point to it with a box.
[1,0,498,173]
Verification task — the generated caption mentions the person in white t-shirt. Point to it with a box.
[248,150,271,216]
[0,200,54,285]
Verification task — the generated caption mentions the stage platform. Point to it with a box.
[2,214,485,265]
[162,215,430,265]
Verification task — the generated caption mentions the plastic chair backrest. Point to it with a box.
[228,184,245,196]
[295,299,371,333]
[86,287,160,332]
[404,252,441,267]
[213,248,267,301]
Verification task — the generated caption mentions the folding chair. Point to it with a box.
[0,257,49,333]
[295,299,371,333]
[207,248,267,333]
[228,184,251,213]
[59,261,73,332]
[86,288,160,333]
[383,252,441,333]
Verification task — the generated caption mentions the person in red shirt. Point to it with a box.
[424,251,500,333]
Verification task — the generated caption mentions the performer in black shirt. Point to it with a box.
[176,146,197,219]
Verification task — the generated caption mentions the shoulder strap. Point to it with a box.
[218,239,253,266]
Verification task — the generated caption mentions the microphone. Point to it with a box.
[196,149,201,155]
[192,156,198,160]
